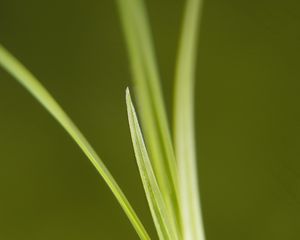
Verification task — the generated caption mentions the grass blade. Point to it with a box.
[126,89,178,240]
[0,44,150,240]
[116,0,181,233]
[174,0,206,239]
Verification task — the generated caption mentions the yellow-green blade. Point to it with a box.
[0,44,150,240]
[116,1,181,234]
[126,89,178,240]
[174,0,206,239]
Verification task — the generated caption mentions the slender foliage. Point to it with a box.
[126,89,178,240]
[0,0,206,238]
[174,0,206,239]
[0,44,150,240]
[116,1,181,234]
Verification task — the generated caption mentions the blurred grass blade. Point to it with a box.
[174,0,206,239]
[116,0,181,232]
[0,44,150,240]
[126,89,178,240]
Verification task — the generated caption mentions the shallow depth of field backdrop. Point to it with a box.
[0,0,299,239]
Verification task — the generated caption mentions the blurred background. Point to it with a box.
[0,0,299,239]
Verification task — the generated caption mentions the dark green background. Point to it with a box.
[0,0,299,239]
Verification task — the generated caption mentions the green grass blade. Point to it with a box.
[126,89,178,240]
[0,44,150,240]
[116,0,181,233]
[174,0,206,239]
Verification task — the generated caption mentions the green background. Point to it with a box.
[0,0,299,239]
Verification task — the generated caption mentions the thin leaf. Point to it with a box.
[0,44,150,240]
[174,0,206,239]
[116,0,181,234]
[126,89,178,240]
